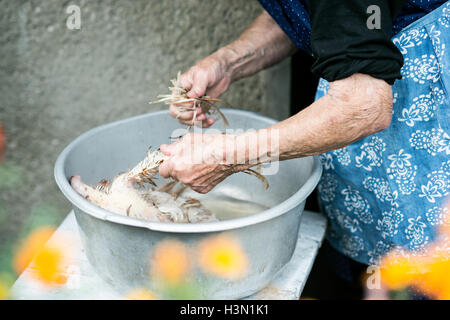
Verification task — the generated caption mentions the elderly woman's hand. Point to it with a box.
[158,133,251,194]
[170,53,233,128]
[169,11,297,128]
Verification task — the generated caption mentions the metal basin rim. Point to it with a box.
[54,109,323,233]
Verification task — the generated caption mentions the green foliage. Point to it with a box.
[0,162,25,278]
[0,159,62,283]
[389,288,411,300]
[20,203,62,238]
[159,280,203,300]
[0,163,24,189]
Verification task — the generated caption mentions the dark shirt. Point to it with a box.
[258,0,446,84]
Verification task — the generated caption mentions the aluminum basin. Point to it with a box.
[54,109,322,299]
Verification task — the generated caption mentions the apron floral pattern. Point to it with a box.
[315,1,450,265]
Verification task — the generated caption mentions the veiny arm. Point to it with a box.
[219,10,298,83]
[160,73,393,194]
[171,10,297,126]
[243,73,393,163]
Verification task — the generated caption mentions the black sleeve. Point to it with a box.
[307,0,405,85]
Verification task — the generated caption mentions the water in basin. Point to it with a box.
[200,193,270,221]
[181,185,270,221]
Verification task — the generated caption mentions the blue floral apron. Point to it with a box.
[315,1,450,265]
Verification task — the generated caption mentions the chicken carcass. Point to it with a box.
[70,149,218,223]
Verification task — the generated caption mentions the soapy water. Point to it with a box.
[181,190,270,221]
[201,194,269,220]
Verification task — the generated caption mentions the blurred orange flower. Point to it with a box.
[409,245,450,300]
[13,227,68,286]
[197,234,248,280]
[13,227,55,274]
[126,288,157,300]
[151,239,190,284]
[380,252,422,290]
[380,201,450,299]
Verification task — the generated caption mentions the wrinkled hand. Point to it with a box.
[170,54,232,128]
[159,133,250,194]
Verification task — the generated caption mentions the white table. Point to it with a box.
[10,210,326,300]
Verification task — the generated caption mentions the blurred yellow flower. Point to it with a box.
[151,239,190,284]
[380,252,421,290]
[380,202,450,299]
[32,245,68,286]
[13,227,55,274]
[197,234,248,280]
[126,288,157,300]
[414,253,450,300]
[0,282,9,300]
[13,227,69,286]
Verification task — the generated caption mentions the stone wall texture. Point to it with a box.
[0,0,290,257]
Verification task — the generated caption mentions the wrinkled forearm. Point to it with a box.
[214,10,297,83]
[236,74,393,164]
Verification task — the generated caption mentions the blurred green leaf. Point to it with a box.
[0,272,15,288]
[0,271,15,300]
[390,288,410,300]
[19,203,62,238]
[0,203,6,225]
[161,280,202,300]
[0,163,23,189]
[0,243,15,276]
